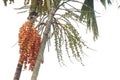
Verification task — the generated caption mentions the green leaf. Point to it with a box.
[9,0,14,4]
[100,0,112,8]
[100,0,106,7]
[80,0,99,40]
[3,0,14,6]
[107,0,112,4]
[3,0,8,6]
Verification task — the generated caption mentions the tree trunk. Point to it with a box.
[13,58,23,80]
[31,7,56,80]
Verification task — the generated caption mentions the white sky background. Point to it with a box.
[0,0,120,80]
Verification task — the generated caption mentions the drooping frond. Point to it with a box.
[52,17,88,64]
[100,0,112,8]
[80,0,99,40]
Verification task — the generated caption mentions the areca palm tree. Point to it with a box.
[3,0,112,80]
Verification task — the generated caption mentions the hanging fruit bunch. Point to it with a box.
[18,15,42,71]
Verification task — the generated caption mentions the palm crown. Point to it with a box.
[3,0,113,80]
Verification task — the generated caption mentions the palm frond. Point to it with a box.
[100,0,112,8]
[80,0,99,40]
[50,14,89,64]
